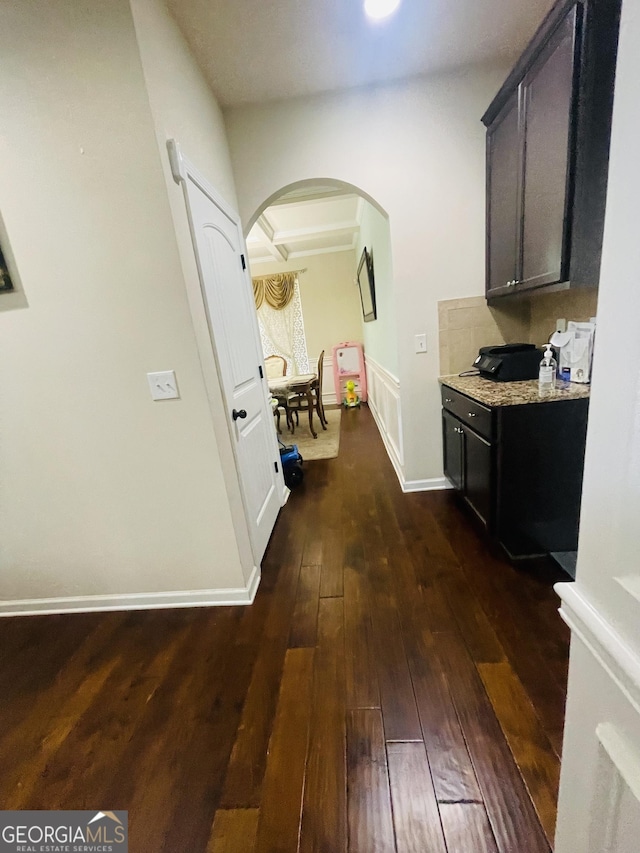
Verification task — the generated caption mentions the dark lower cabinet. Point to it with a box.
[441,384,589,558]
[442,409,464,492]
[442,406,493,530]
[464,427,492,528]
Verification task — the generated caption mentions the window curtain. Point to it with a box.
[252,273,310,375]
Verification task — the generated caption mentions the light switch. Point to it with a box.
[147,370,180,400]
[414,333,427,353]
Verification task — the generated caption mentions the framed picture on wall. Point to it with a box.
[357,246,376,322]
[0,243,14,293]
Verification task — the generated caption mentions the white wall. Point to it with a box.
[555,0,640,847]
[356,202,398,376]
[561,0,640,650]
[355,201,398,378]
[0,0,249,610]
[130,0,256,585]
[225,65,508,483]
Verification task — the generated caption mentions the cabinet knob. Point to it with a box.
[468,412,477,417]
[445,397,452,403]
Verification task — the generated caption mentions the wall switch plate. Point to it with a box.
[147,370,180,400]
[415,333,427,353]
[556,318,567,333]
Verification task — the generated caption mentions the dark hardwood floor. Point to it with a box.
[0,406,570,852]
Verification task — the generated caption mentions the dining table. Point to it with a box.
[268,373,319,438]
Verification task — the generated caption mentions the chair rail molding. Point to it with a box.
[556,580,640,716]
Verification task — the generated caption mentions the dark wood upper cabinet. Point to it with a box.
[520,7,577,290]
[486,92,521,298]
[483,0,621,300]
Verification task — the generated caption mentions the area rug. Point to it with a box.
[288,407,341,461]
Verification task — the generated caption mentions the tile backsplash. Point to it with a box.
[528,289,598,347]
[439,288,599,375]
[438,296,529,376]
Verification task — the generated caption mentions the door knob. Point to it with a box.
[232,408,247,421]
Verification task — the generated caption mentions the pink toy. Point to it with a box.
[333,342,367,405]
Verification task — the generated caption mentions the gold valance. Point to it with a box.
[252,272,297,310]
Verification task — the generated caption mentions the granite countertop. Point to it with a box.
[439,374,591,407]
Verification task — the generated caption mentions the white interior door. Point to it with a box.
[168,141,282,564]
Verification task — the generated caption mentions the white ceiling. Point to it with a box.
[247,191,363,265]
[167,0,555,107]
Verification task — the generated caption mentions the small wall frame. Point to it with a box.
[357,246,376,322]
[0,243,14,293]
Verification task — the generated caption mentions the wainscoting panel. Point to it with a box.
[321,355,338,407]
[589,723,640,853]
[555,581,640,853]
[365,355,404,484]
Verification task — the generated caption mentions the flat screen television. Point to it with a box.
[357,246,376,322]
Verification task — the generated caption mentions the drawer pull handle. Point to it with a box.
[445,397,453,403]
[468,412,477,417]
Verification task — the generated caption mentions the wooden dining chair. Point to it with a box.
[264,355,291,434]
[288,351,328,434]
[264,354,287,379]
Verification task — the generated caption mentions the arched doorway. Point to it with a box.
[245,180,399,442]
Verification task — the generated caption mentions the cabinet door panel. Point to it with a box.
[442,411,463,492]
[463,428,492,529]
[486,92,521,298]
[520,5,579,290]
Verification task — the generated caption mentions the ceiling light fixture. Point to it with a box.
[364,0,401,22]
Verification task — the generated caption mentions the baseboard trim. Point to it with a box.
[556,581,640,715]
[402,477,453,494]
[0,565,262,618]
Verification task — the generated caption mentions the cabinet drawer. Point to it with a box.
[441,386,493,440]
